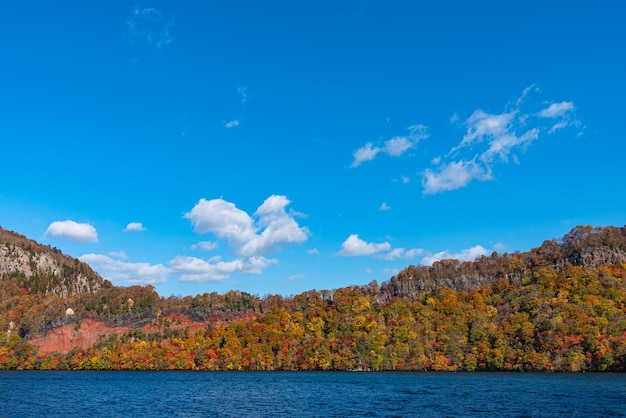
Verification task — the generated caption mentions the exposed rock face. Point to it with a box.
[30,315,232,354]
[0,226,104,296]
[378,225,626,303]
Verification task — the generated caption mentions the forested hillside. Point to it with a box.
[1,225,625,371]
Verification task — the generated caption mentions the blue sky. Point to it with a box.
[1,1,625,297]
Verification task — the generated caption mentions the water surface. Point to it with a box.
[1,371,624,417]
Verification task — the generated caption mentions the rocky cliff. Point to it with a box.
[0,226,105,297]
[378,225,626,302]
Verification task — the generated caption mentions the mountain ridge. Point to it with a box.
[1,224,625,371]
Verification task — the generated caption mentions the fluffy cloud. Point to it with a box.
[351,125,428,168]
[184,195,308,257]
[179,195,308,281]
[45,220,98,243]
[225,120,240,128]
[240,196,309,256]
[337,234,423,260]
[80,253,168,285]
[124,222,146,232]
[379,202,391,211]
[170,255,276,282]
[421,245,490,266]
[184,198,257,244]
[422,87,578,194]
[337,234,391,256]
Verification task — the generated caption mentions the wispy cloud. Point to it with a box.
[225,120,240,128]
[124,222,146,232]
[383,247,424,261]
[422,86,579,194]
[238,86,249,103]
[351,125,428,168]
[191,241,219,251]
[286,273,306,282]
[80,253,168,285]
[126,6,174,49]
[45,220,98,243]
[379,202,391,211]
[538,101,575,118]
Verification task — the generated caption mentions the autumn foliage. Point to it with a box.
[1,225,626,371]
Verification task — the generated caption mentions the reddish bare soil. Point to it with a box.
[30,315,212,354]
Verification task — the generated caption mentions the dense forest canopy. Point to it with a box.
[1,225,625,371]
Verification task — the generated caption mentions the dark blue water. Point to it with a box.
[0,371,624,417]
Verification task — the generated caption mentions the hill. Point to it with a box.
[1,225,625,371]
[0,226,106,297]
[379,225,626,301]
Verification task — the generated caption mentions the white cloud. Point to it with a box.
[337,235,423,260]
[384,136,413,156]
[80,253,168,285]
[383,247,424,261]
[184,198,257,244]
[179,195,308,281]
[538,101,575,118]
[337,234,391,256]
[548,121,568,134]
[421,244,490,266]
[184,195,309,257]
[379,202,391,211]
[308,248,320,255]
[45,220,98,243]
[170,255,276,282]
[286,274,306,282]
[421,87,579,194]
[225,120,240,128]
[126,6,174,49]
[239,195,309,256]
[191,241,219,251]
[124,222,146,232]
[493,242,506,251]
[481,128,539,163]
[422,160,490,194]
[351,125,428,168]
[108,251,128,260]
[458,110,515,149]
[351,142,381,168]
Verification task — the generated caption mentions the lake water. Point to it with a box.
[0,371,624,417]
